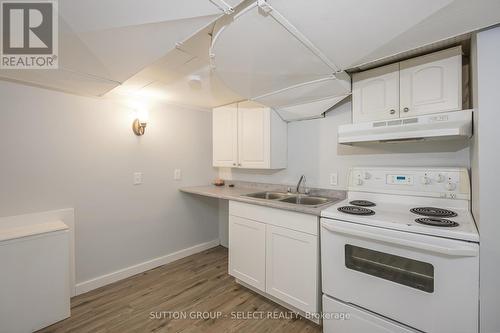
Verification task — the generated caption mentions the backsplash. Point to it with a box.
[223,101,470,189]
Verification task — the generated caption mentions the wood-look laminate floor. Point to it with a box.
[38,246,321,333]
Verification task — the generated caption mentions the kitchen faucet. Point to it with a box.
[296,175,306,194]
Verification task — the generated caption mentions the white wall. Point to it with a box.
[473,26,500,333]
[0,81,219,286]
[228,101,471,188]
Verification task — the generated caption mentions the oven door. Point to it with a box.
[321,218,479,333]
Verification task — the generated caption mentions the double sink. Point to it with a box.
[242,191,333,207]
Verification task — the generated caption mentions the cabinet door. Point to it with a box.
[229,215,266,291]
[266,225,318,313]
[400,47,462,117]
[237,101,271,169]
[213,104,238,167]
[352,63,400,123]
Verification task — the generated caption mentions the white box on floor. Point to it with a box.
[0,221,70,333]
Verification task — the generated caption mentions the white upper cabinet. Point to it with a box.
[353,63,400,123]
[213,103,238,167]
[212,101,287,169]
[352,46,462,123]
[399,47,462,116]
[237,102,270,169]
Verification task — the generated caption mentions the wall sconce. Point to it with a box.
[132,109,148,136]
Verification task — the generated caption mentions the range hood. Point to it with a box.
[338,110,473,144]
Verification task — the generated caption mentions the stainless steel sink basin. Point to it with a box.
[243,191,333,207]
[279,195,332,206]
[244,191,293,200]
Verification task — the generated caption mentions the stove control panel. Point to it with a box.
[349,167,469,200]
[386,174,414,185]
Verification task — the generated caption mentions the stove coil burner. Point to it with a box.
[349,200,376,207]
[410,207,457,218]
[415,217,459,227]
[338,206,375,216]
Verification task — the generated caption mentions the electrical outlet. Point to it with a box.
[174,169,182,180]
[330,173,338,186]
[133,172,143,185]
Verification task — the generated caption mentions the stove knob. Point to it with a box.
[355,178,363,186]
[436,174,446,183]
[446,182,456,191]
[421,176,431,185]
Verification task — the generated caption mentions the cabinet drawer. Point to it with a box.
[229,201,318,235]
[323,295,418,333]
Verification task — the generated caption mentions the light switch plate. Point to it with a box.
[330,173,338,186]
[174,169,182,180]
[133,172,143,185]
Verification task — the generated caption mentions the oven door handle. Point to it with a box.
[321,222,478,257]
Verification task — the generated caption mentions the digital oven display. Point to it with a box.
[387,174,413,185]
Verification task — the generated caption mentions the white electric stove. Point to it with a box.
[320,167,479,333]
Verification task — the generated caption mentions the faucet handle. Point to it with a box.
[304,188,310,195]
[287,186,292,193]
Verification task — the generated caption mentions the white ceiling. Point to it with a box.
[265,0,500,69]
[207,0,500,113]
[2,0,500,111]
[268,0,455,70]
[0,0,232,96]
[105,24,243,109]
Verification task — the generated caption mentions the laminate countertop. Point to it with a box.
[179,181,345,216]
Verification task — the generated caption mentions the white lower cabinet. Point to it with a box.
[228,201,319,315]
[266,225,318,313]
[228,215,266,291]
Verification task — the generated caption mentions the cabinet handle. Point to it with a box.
[238,163,242,167]
[232,163,236,166]
[389,109,396,115]
[403,107,410,112]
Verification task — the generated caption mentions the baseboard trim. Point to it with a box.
[75,239,220,295]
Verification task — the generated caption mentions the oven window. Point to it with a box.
[345,245,434,293]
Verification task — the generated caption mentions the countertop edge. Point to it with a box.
[179,186,344,216]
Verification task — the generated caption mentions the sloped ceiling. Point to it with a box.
[267,0,500,70]
[206,0,500,117]
[0,0,233,96]
[2,0,500,111]
[105,24,243,109]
